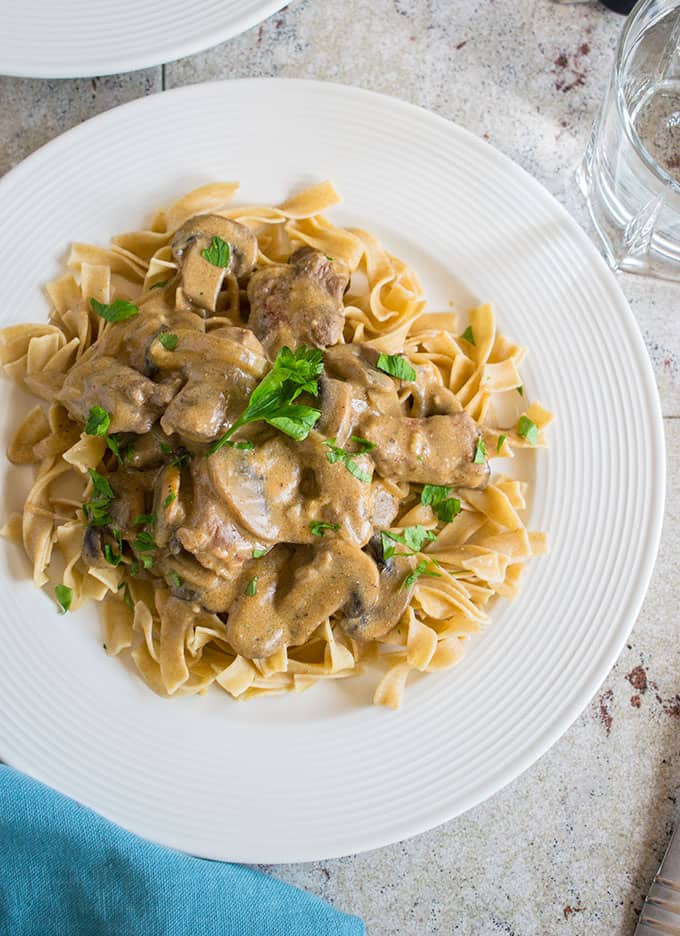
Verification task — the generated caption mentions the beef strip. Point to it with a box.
[58,354,177,434]
[247,247,350,355]
[360,411,490,489]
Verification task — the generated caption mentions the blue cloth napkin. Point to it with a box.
[0,765,364,936]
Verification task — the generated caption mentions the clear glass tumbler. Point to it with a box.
[579,0,680,280]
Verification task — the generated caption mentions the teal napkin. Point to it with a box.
[0,765,364,936]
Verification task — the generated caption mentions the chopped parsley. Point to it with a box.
[168,571,182,589]
[310,520,340,537]
[140,555,154,571]
[84,406,125,466]
[159,442,172,455]
[209,346,323,454]
[517,415,538,445]
[245,576,258,596]
[162,491,176,509]
[89,297,139,323]
[158,332,178,351]
[252,548,267,558]
[85,406,110,436]
[133,530,156,553]
[376,353,416,382]
[201,236,231,268]
[381,525,436,559]
[83,469,114,527]
[55,584,73,614]
[348,435,376,453]
[133,514,156,527]
[400,559,442,591]
[122,584,134,610]
[517,385,524,397]
[222,440,255,451]
[103,529,123,567]
[324,438,372,483]
[420,484,461,524]
[462,325,475,346]
[496,434,507,453]
[473,438,487,464]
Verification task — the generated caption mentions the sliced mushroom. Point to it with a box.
[317,374,353,446]
[360,412,490,489]
[175,455,257,572]
[108,470,153,533]
[408,363,463,417]
[81,525,108,569]
[156,551,241,613]
[323,344,402,420]
[146,328,267,443]
[208,432,374,546]
[151,464,185,548]
[341,535,417,641]
[172,215,258,313]
[225,541,380,659]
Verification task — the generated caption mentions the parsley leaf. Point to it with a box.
[201,236,231,268]
[310,520,340,537]
[140,555,154,571]
[159,442,172,455]
[162,491,176,509]
[225,440,254,451]
[517,415,538,444]
[133,514,156,527]
[496,434,507,453]
[133,531,156,553]
[517,385,524,397]
[349,435,376,453]
[381,525,436,559]
[85,406,110,436]
[209,346,323,454]
[245,576,258,596]
[90,298,139,323]
[462,325,475,346]
[473,438,487,464]
[324,439,372,483]
[105,434,124,466]
[252,548,267,558]
[84,406,124,466]
[158,332,178,351]
[376,353,416,382]
[84,469,114,527]
[420,484,461,523]
[168,570,182,589]
[55,584,73,614]
[400,560,442,591]
[103,529,123,567]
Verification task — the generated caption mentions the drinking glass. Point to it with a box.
[578,0,680,280]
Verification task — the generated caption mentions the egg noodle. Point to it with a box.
[0,181,551,708]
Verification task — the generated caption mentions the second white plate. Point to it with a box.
[0,0,286,78]
[0,80,664,862]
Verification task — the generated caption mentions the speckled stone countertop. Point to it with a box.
[2,2,679,933]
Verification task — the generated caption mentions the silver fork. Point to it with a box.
[635,826,680,936]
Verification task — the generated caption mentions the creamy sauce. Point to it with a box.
[59,214,490,658]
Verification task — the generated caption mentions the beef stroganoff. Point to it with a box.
[0,181,551,707]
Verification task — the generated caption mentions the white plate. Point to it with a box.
[0,80,664,863]
[0,0,285,78]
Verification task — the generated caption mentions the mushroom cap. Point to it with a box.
[171,214,257,278]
